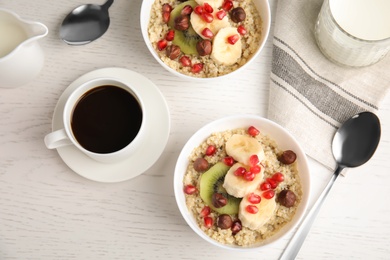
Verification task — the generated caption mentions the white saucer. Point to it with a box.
[51,68,170,182]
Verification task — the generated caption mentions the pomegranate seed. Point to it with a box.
[248,126,260,137]
[272,172,285,183]
[165,30,175,41]
[222,0,233,11]
[191,62,204,73]
[200,206,211,217]
[227,34,240,45]
[250,165,261,174]
[244,171,255,181]
[194,5,204,15]
[249,154,259,166]
[246,205,258,214]
[212,193,227,208]
[183,184,197,195]
[203,3,214,13]
[201,28,214,38]
[157,39,168,51]
[234,166,246,176]
[259,182,271,191]
[181,5,193,15]
[179,55,192,67]
[162,11,170,23]
[237,25,247,35]
[248,193,261,204]
[205,145,216,156]
[223,156,234,166]
[204,216,213,228]
[162,3,172,13]
[266,178,278,189]
[263,189,275,199]
[202,12,214,23]
[216,10,227,20]
[231,220,242,235]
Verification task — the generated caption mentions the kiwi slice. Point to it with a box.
[168,0,200,55]
[172,29,201,55]
[200,162,241,215]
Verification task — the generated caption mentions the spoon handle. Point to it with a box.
[103,0,114,9]
[279,166,344,260]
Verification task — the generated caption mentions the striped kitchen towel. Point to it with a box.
[268,0,390,170]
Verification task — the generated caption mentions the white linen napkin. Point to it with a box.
[268,0,390,170]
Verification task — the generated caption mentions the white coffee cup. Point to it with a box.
[44,78,146,163]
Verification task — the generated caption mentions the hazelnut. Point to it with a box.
[217,214,233,229]
[166,44,181,60]
[231,219,242,235]
[277,190,297,208]
[174,15,189,31]
[193,158,209,172]
[278,150,297,165]
[230,7,246,23]
[196,40,212,56]
[212,193,227,208]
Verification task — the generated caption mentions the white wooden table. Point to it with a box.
[1,0,389,259]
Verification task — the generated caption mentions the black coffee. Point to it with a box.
[71,85,142,154]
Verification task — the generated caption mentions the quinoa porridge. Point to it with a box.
[182,126,303,246]
[148,0,263,78]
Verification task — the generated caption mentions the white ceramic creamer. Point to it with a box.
[0,8,48,88]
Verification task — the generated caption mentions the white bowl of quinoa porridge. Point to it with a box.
[173,115,311,250]
[140,0,270,80]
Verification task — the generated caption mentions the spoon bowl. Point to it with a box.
[280,111,381,260]
[332,112,381,168]
[60,0,114,45]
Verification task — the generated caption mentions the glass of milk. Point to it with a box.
[315,0,390,67]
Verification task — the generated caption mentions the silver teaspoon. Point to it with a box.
[279,111,381,260]
[60,0,114,45]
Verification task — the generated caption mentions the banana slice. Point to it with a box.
[225,134,265,165]
[195,0,224,9]
[223,163,264,198]
[238,190,277,230]
[190,10,230,40]
[210,27,242,65]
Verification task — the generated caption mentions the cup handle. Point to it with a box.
[44,128,72,149]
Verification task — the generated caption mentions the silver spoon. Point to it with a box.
[60,0,114,45]
[280,111,381,260]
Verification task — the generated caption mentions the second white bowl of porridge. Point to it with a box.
[174,115,311,250]
[140,0,271,80]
